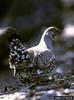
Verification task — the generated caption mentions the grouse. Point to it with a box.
[25,27,60,76]
[7,26,60,84]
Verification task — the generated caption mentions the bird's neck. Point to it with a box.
[38,32,53,51]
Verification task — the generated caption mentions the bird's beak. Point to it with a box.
[52,27,61,38]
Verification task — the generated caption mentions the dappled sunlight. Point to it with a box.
[62,24,74,38]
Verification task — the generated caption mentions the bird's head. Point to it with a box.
[43,26,61,39]
[39,26,61,50]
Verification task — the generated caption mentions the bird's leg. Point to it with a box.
[13,66,16,76]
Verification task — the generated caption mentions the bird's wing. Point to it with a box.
[33,49,56,68]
